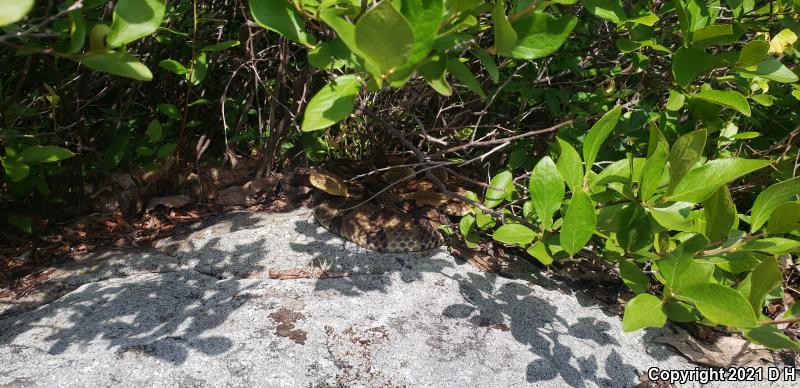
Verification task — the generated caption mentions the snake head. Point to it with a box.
[308,168,364,198]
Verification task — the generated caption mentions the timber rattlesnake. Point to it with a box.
[308,162,468,252]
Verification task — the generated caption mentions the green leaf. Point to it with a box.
[556,138,583,192]
[146,119,163,142]
[596,203,628,233]
[730,131,761,140]
[446,58,486,98]
[626,10,659,26]
[492,224,536,246]
[80,52,153,81]
[107,0,166,48]
[450,0,483,12]
[665,90,685,111]
[671,47,727,88]
[301,74,361,132]
[744,256,782,314]
[249,0,312,46]
[744,325,800,350]
[6,215,32,234]
[89,23,112,53]
[657,234,709,288]
[582,105,621,171]
[724,0,755,19]
[622,293,667,332]
[703,186,736,243]
[693,89,751,117]
[736,40,769,67]
[158,59,188,75]
[527,240,554,265]
[672,261,715,291]
[615,39,670,53]
[738,58,800,83]
[318,2,368,69]
[188,52,208,85]
[768,28,798,55]
[649,202,697,231]
[485,170,513,208]
[590,158,645,189]
[560,190,596,256]
[419,55,452,96]
[2,159,30,182]
[618,259,650,294]
[308,39,350,70]
[459,213,476,237]
[698,252,761,274]
[750,94,773,107]
[673,0,713,41]
[750,177,800,232]
[156,143,176,159]
[158,103,180,119]
[529,156,564,231]
[667,128,706,195]
[639,142,667,202]
[200,40,240,52]
[399,0,444,65]
[691,24,735,48]
[617,203,656,252]
[740,237,800,255]
[492,0,517,53]
[0,0,34,26]
[68,9,87,54]
[18,146,75,163]
[461,219,480,248]
[669,158,770,203]
[301,132,328,161]
[663,300,701,322]
[615,38,639,52]
[766,202,800,234]
[473,50,499,83]
[675,283,758,328]
[581,0,627,24]
[475,210,496,229]
[355,1,414,75]
[505,13,577,60]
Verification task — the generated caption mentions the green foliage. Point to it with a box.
[492,224,536,245]
[0,0,34,27]
[529,156,563,231]
[750,178,800,232]
[301,75,362,132]
[560,190,596,256]
[80,52,154,81]
[248,0,313,46]
[622,293,667,332]
[107,0,166,47]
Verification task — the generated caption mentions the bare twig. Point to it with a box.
[361,107,536,228]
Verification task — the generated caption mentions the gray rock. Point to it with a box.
[0,209,791,387]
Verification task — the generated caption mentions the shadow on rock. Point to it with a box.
[442,272,640,387]
[289,217,456,296]
[0,212,269,365]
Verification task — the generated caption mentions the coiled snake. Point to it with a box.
[308,163,468,252]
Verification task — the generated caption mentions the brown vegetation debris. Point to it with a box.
[652,325,780,368]
[268,268,351,280]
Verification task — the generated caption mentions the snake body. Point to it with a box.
[314,198,445,252]
[308,164,466,253]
